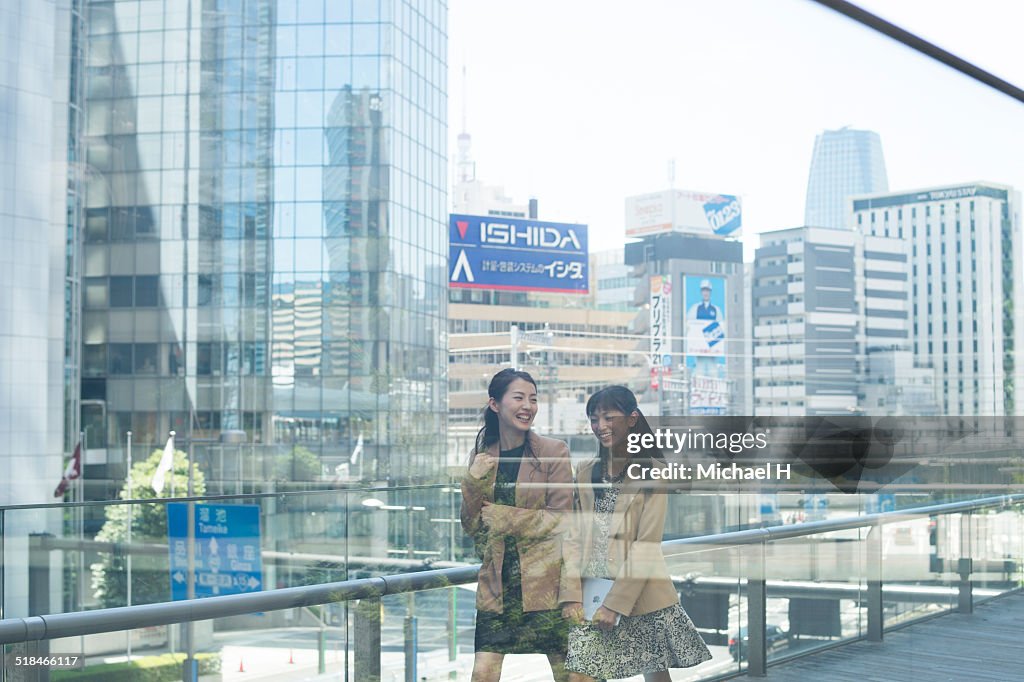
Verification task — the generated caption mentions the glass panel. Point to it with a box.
[883,513,956,629]
[766,528,867,662]
[664,541,739,677]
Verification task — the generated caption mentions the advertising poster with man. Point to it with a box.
[684,275,728,413]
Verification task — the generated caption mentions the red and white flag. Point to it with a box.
[53,442,83,498]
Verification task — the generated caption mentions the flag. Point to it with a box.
[54,442,83,497]
[349,433,364,465]
[151,433,175,495]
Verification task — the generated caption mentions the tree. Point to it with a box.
[91,449,206,607]
[274,445,322,485]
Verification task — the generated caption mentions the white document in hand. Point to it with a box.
[582,578,621,625]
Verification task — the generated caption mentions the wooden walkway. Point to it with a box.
[742,591,1023,681]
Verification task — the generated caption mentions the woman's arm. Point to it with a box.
[601,491,668,617]
[559,478,584,606]
[478,441,575,539]
[460,451,495,537]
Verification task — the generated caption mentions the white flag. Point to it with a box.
[349,433,364,465]
[151,434,175,494]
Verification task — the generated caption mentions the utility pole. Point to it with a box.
[510,324,519,369]
[545,324,554,434]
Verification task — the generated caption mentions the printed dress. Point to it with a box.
[566,469,712,679]
[473,443,570,654]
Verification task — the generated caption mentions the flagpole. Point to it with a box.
[79,429,86,661]
[164,430,177,657]
[126,430,133,661]
[169,431,176,498]
[185,434,196,682]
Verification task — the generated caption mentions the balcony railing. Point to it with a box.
[2,493,1021,681]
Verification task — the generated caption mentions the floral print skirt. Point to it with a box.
[566,603,712,679]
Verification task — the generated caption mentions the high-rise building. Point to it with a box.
[853,183,1023,415]
[626,232,747,416]
[804,127,888,230]
[751,226,920,416]
[75,0,449,487]
[0,0,76,618]
[753,227,859,415]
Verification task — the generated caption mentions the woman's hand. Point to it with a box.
[480,499,497,527]
[561,601,584,624]
[591,605,619,631]
[469,452,497,479]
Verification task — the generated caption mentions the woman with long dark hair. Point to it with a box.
[460,368,577,682]
[563,385,711,682]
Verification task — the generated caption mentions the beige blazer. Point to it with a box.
[460,431,576,613]
[561,458,679,617]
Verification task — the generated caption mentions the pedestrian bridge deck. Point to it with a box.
[742,591,1022,681]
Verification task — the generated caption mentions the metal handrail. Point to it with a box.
[1,493,1021,645]
[663,493,1024,552]
[0,481,460,513]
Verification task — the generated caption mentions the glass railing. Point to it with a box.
[2,493,1021,681]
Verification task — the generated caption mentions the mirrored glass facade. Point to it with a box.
[78,0,448,485]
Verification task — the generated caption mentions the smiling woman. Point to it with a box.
[460,368,579,682]
[563,386,711,682]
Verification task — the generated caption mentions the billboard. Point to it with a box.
[684,275,728,414]
[448,214,588,293]
[689,374,729,414]
[649,275,671,368]
[625,190,742,238]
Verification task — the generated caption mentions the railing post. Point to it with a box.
[747,541,767,677]
[317,627,326,674]
[354,598,381,682]
[448,586,458,680]
[404,615,418,682]
[18,533,54,682]
[957,558,973,614]
[867,520,883,642]
[28,534,52,617]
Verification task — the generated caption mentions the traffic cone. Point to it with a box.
[238,656,245,673]
[288,649,295,664]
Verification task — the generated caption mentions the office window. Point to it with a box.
[110,276,134,307]
[109,343,133,374]
[132,343,157,374]
[135,275,159,306]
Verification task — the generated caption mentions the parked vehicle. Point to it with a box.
[728,624,790,661]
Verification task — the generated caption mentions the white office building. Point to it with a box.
[852,183,1023,415]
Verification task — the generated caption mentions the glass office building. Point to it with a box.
[804,127,888,230]
[77,0,448,487]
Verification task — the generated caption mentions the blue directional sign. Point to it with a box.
[865,493,896,514]
[448,214,589,293]
[167,503,263,600]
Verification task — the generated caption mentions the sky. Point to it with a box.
[447,0,1024,259]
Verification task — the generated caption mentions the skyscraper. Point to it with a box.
[804,127,888,230]
[0,0,75,618]
[75,0,449,486]
[853,182,1023,415]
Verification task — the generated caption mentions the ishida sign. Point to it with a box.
[625,189,742,238]
[448,214,589,293]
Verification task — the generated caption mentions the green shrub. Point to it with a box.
[51,652,220,682]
